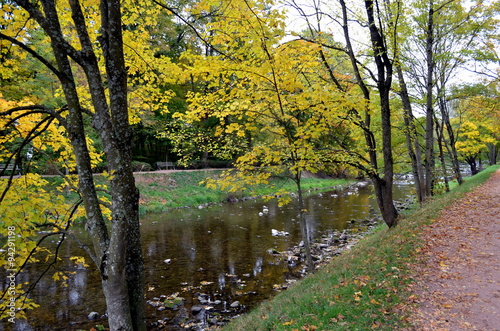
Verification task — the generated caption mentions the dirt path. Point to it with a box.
[409,169,500,330]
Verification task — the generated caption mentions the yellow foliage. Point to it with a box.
[0,0,181,320]
[164,0,367,198]
[455,119,496,159]
[0,173,83,317]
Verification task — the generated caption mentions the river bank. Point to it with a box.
[43,169,353,216]
[221,165,500,331]
[132,169,353,214]
[29,167,497,330]
[20,170,364,330]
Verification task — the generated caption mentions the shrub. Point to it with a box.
[132,161,152,172]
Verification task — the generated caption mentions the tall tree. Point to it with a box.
[455,120,495,174]
[452,92,500,173]
[161,0,364,269]
[362,0,398,227]
[288,0,399,226]
[401,0,499,194]
[423,0,436,196]
[0,0,175,328]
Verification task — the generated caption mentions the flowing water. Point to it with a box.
[1,181,414,330]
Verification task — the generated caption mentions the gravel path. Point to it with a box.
[409,169,500,330]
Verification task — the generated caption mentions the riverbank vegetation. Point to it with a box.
[223,165,500,330]
[42,170,353,215]
[134,170,353,214]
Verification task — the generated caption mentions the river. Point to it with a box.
[1,181,414,330]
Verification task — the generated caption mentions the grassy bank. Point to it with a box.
[134,170,352,214]
[44,170,352,215]
[223,165,500,331]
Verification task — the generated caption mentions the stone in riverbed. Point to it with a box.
[191,305,205,315]
[230,301,240,308]
[88,312,100,320]
[164,296,184,309]
[198,296,209,304]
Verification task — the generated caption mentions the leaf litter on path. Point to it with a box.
[408,170,500,330]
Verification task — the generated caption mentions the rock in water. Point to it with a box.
[88,312,100,320]
[191,305,205,315]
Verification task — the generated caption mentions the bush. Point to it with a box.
[180,160,233,169]
[132,161,152,172]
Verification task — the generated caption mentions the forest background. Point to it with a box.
[1,0,499,330]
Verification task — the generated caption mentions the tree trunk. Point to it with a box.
[371,176,398,227]
[424,0,436,197]
[202,151,209,167]
[435,118,450,192]
[396,65,426,203]
[100,1,146,328]
[296,173,314,271]
[364,0,398,227]
[437,88,463,185]
[487,143,498,165]
[14,0,147,329]
[466,156,479,175]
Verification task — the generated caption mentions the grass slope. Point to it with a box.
[44,170,352,216]
[134,170,351,214]
[223,165,500,331]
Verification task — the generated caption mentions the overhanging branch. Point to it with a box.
[0,32,63,80]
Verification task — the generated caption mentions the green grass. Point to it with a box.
[134,170,352,214]
[43,170,352,215]
[223,165,500,331]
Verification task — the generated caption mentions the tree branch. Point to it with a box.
[0,32,63,80]
[151,0,232,60]
[0,105,68,128]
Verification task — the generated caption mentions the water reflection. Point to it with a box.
[1,183,414,330]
